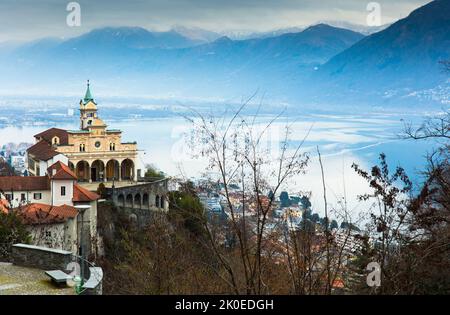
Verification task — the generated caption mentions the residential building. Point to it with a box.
[0,161,99,255]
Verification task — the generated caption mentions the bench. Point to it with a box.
[45,270,71,286]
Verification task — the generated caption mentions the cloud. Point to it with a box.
[0,0,431,42]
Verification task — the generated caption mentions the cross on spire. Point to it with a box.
[84,80,94,103]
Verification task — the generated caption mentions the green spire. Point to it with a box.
[84,80,94,103]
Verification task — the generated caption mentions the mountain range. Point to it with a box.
[0,0,448,107]
[309,0,450,105]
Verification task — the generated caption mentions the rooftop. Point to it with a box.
[73,184,100,202]
[83,80,95,104]
[16,203,79,224]
[34,128,69,146]
[27,140,60,161]
[67,130,90,133]
[0,175,50,191]
[47,161,77,180]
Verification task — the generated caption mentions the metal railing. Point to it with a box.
[68,254,103,295]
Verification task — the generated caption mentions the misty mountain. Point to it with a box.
[318,21,390,35]
[0,24,364,101]
[310,0,450,105]
[172,26,222,43]
[221,27,306,40]
[230,22,387,40]
[164,23,364,77]
[68,27,208,49]
[1,0,448,108]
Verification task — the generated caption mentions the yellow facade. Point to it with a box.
[55,82,138,182]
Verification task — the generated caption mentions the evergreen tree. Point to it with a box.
[0,211,31,260]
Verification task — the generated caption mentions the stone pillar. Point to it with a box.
[102,160,108,182]
[132,158,137,182]
[74,162,78,181]
[87,161,92,183]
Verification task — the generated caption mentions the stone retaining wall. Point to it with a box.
[11,243,103,295]
[11,244,72,271]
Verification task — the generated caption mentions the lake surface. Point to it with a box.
[0,109,442,220]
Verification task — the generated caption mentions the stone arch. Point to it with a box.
[106,159,120,181]
[91,160,105,182]
[118,194,125,208]
[68,161,75,172]
[75,160,90,182]
[129,213,138,226]
[155,195,160,208]
[121,159,134,181]
[125,194,133,208]
[142,193,149,209]
[134,193,141,209]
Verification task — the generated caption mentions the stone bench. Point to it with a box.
[45,270,71,286]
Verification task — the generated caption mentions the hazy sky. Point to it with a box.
[0,0,431,42]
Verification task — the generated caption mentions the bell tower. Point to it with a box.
[79,80,99,130]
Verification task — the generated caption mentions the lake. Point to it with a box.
[0,108,442,221]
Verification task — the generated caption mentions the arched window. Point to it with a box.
[110,143,116,151]
[118,194,125,208]
[79,144,85,152]
[142,193,149,209]
[52,136,59,145]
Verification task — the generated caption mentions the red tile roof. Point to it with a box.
[332,278,345,289]
[47,161,77,180]
[34,128,69,145]
[27,140,59,161]
[0,198,9,213]
[0,176,50,191]
[16,203,78,224]
[73,184,100,202]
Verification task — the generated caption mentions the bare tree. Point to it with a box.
[184,98,310,294]
[402,112,450,141]
[352,153,413,294]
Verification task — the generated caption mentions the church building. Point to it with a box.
[27,82,140,183]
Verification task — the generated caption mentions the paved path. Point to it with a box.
[0,262,75,295]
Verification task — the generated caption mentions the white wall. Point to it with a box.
[48,154,69,168]
[38,160,47,176]
[51,179,74,206]
[36,154,70,176]
[2,190,51,208]
[27,218,78,253]
[38,154,69,176]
